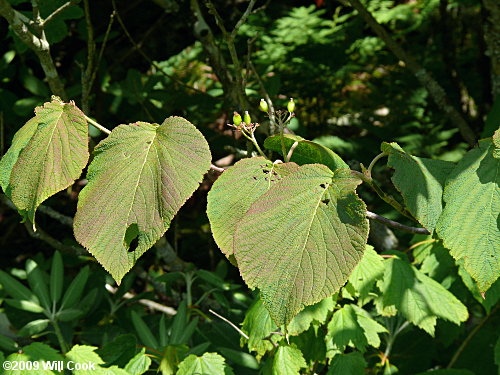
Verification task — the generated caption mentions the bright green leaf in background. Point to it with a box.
[207,157,298,257]
[264,344,307,375]
[240,298,278,357]
[0,98,88,227]
[326,304,386,352]
[326,352,366,375]
[73,117,211,283]
[382,142,455,233]
[348,245,385,302]
[379,258,468,335]
[436,138,500,292]
[264,134,349,171]
[234,164,369,326]
[493,128,500,159]
[177,352,234,375]
[286,296,336,336]
[2,342,63,375]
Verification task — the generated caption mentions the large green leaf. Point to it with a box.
[264,134,348,171]
[326,352,366,375]
[207,157,298,257]
[382,142,455,233]
[177,353,234,375]
[234,164,369,326]
[74,117,211,283]
[379,258,468,335]
[436,138,500,292]
[0,98,88,227]
[326,304,386,352]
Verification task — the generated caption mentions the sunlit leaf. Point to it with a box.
[264,344,306,375]
[0,98,88,227]
[382,142,455,233]
[234,165,368,325]
[207,157,298,257]
[436,138,500,292]
[379,258,468,335]
[326,352,366,375]
[177,353,234,375]
[74,117,211,283]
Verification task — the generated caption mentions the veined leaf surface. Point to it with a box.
[436,138,500,292]
[234,164,369,326]
[382,142,455,233]
[207,157,298,257]
[74,117,211,283]
[0,98,88,226]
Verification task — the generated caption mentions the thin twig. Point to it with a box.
[40,0,81,27]
[366,211,430,235]
[231,0,257,38]
[81,0,95,114]
[105,284,177,316]
[249,61,277,134]
[210,164,225,173]
[209,309,249,340]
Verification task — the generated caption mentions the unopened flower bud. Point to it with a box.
[233,112,242,126]
[287,98,295,113]
[244,111,252,124]
[259,99,269,112]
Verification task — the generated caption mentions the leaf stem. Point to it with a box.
[286,141,299,162]
[51,319,68,354]
[367,152,387,178]
[351,170,416,221]
[84,115,111,135]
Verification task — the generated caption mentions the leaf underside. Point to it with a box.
[234,164,369,326]
[207,157,299,257]
[436,138,500,292]
[74,117,211,283]
[0,98,88,226]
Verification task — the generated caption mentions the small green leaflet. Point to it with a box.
[326,352,367,375]
[436,138,500,292]
[286,296,336,336]
[381,142,455,233]
[348,245,385,301]
[234,164,369,326]
[240,298,279,357]
[74,117,211,283]
[326,304,386,352]
[263,344,306,375]
[379,258,468,336]
[177,353,234,375]
[207,157,298,257]
[264,134,349,171]
[0,98,88,228]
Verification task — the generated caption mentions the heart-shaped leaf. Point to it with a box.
[234,164,369,325]
[74,117,211,283]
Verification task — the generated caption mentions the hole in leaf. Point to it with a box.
[320,183,326,189]
[252,176,258,180]
[124,223,140,253]
[146,141,152,144]
[262,169,270,174]
[322,199,330,205]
